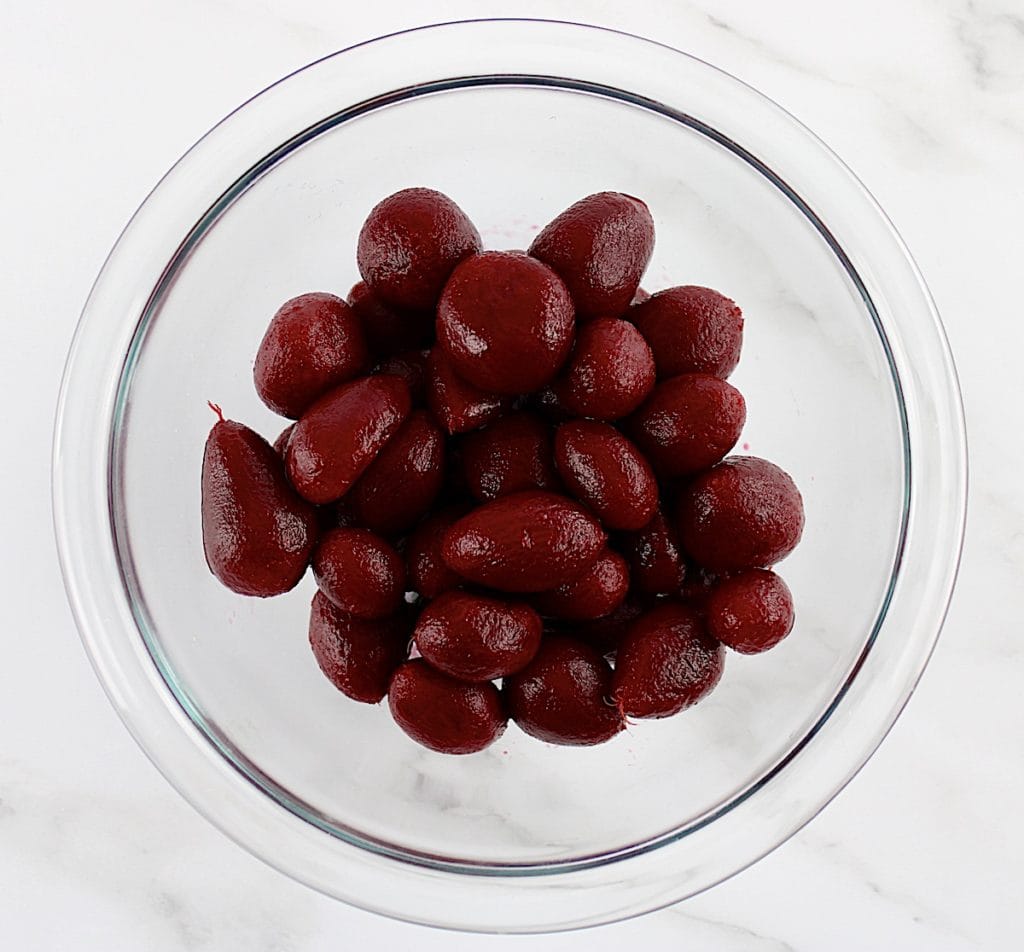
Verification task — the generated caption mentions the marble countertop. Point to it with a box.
[4,1,1021,948]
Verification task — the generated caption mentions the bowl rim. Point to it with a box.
[52,18,967,933]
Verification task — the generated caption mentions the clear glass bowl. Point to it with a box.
[53,20,966,933]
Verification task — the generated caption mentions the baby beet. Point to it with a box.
[425,346,507,435]
[388,659,506,754]
[706,569,794,654]
[441,490,606,593]
[504,636,623,746]
[554,421,657,531]
[630,285,743,379]
[373,349,429,406]
[612,602,724,718]
[556,318,655,420]
[347,281,434,358]
[529,192,654,321]
[459,411,559,501]
[349,410,445,535]
[618,505,687,595]
[414,590,542,681]
[626,373,746,477]
[677,456,805,572]
[312,527,405,620]
[201,414,318,597]
[286,375,411,504]
[308,591,409,703]
[357,187,481,311]
[570,595,647,653]
[437,251,575,395]
[405,504,472,599]
[532,548,629,621]
[272,423,295,460]
[253,292,368,419]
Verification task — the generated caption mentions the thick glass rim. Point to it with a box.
[53,19,967,932]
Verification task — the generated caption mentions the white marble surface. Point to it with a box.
[3,0,1021,947]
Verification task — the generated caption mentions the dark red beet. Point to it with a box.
[570,596,647,653]
[202,416,318,597]
[437,251,575,394]
[414,590,542,681]
[612,602,724,718]
[388,659,506,754]
[347,281,434,358]
[532,548,629,621]
[272,423,295,460]
[529,192,655,321]
[460,412,559,501]
[357,188,481,311]
[308,591,409,703]
[312,527,405,620]
[349,410,445,535]
[706,569,794,654]
[373,349,429,405]
[425,346,507,435]
[441,490,606,593]
[554,421,657,531]
[286,375,411,504]
[679,562,722,616]
[530,384,574,424]
[405,504,472,599]
[618,506,687,595]
[677,456,804,572]
[504,636,623,746]
[626,373,746,477]
[253,292,368,419]
[556,318,655,420]
[631,285,743,379]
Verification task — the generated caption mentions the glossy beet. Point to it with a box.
[618,506,687,595]
[253,292,368,419]
[388,659,506,754]
[414,590,542,681]
[437,251,575,394]
[529,192,655,321]
[347,281,434,358]
[627,373,746,477]
[349,410,445,535]
[612,602,725,718]
[441,491,606,593]
[677,456,805,572]
[405,504,471,599]
[630,285,743,379]
[308,591,409,703]
[425,346,507,435]
[272,423,295,459]
[459,412,559,501]
[373,349,429,405]
[706,569,795,654]
[556,318,655,420]
[201,416,318,597]
[286,375,411,504]
[532,548,629,621]
[357,188,481,311]
[554,421,657,531]
[504,636,623,746]
[312,528,405,620]
[570,596,647,652]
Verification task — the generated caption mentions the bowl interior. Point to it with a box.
[113,81,905,866]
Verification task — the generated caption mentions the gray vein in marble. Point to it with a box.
[801,832,979,946]
[664,905,800,952]
[0,760,314,951]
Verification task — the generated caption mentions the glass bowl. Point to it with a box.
[53,19,966,933]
